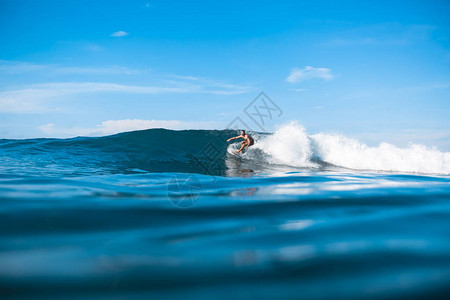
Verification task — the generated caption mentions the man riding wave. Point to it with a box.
[227,130,254,154]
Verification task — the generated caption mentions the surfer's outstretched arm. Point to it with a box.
[227,135,243,142]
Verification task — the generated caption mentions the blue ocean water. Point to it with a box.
[1,126,450,299]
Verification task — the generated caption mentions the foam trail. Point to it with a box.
[311,133,450,174]
[256,122,450,174]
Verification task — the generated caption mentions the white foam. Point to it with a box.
[255,122,450,174]
[255,122,316,168]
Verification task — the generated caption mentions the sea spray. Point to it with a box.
[253,122,450,174]
[255,121,316,168]
[311,133,450,174]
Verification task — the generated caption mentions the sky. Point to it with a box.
[1,0,450,149]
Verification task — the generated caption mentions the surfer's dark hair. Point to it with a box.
[241,130,246,134]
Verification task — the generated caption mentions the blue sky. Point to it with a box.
[1,0,449,149]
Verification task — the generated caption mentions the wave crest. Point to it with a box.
[248,122,450,174]
[2,123,449,175]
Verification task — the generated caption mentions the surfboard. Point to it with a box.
[227,143,244,157]
[232,151,243,157]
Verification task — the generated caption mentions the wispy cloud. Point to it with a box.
[110,31,129,37]
[0,82,183,113]
[0,61,252,95]
[82,44,103,52]
[340,81,450,102]
[54,66,142,75]
[322,23,436,47]
[167,74,201,81]
[165,74,251,95]
[0,60,142,75]
[0,60,251,113]
[0,61,250,95]
[325,37,408,46]
[398,82,450,93]
[38,119,220,137]
[0,80,250,113]
[286,66,334,83]
[0,60,47,73]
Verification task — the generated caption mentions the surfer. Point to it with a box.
[227,130,254,154]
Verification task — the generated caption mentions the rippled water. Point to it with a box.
[2,172,450,299]
[1,129,450,299]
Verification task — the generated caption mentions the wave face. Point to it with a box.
[1,123,449,176]
[0,129,238,176]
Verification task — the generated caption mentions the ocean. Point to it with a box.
[1,123,450,299]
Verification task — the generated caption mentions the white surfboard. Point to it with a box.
[227,143,244,157]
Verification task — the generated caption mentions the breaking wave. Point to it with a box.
[242,122,450,174]
[1,123,449,176]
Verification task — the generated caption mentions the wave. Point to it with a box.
[1,123,449,176]
[0,129,238,176]
[245,122,450,175]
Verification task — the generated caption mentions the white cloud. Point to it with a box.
[0,60,142,75]
[110,31,129,37]
[290,88,307,92]
[286,66,334,83]
[0,81,250,113]
[38,119,219,137]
